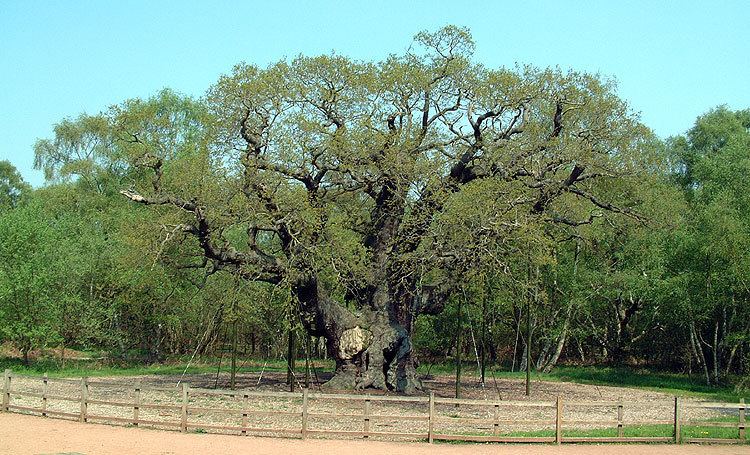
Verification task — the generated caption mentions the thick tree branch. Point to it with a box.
[568,187,644,222]
[120,189,283,284]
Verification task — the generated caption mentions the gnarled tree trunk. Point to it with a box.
[292,275,422,393]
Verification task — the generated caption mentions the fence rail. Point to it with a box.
[1,369,746,445]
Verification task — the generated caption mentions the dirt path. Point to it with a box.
[2,413,747,455]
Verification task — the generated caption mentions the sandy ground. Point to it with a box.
[1,413,748,455]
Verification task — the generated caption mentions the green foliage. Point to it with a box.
[0,160,30,210]
[0,201,64,360]
[664,107,750,384]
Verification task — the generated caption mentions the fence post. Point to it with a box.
[42,373,48,417]
[739,398,745,442]
[428,391,435,443]
[555,395,563,444]
[241,393,248,436]
[617,396,624,438]
[363,396,371,439]
[673,396,681,444]
[79,377,88,423]
[2,369,11,412]
[133,379,141,426]
[301,388,308,439]
[180,383,188,433]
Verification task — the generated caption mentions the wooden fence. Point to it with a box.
[2,369,746,444]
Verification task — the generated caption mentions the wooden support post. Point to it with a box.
[79,377,88,423]
[181,383,189,433]
[230,320,237,390]
[555,395,563,444]
[674,396,681,444]
[2,369,11,412]
[42,373,48,417]
[241,394,248,436]
[363,397,371,439]
[428,391,435,443]
[301,388,308,439]
[133,379,141,426]
[287,329,295,392]
[493,403,499,436]
[617,397,624,438]
[739,398,745,442]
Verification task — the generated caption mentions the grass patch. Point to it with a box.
[436,421,748,443]
[547,366,743,402]
[419,362,746,402]
[501,424,672,439]
[0,355,334,379]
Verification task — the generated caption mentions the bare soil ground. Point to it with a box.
[6,371,731,440]
[2,412,748,455]
[0,342,92,361]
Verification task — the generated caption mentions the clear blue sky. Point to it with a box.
[2,1,749,187]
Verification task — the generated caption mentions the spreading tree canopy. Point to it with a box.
[35,26,656,392]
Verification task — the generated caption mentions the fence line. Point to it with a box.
[1,369,746,445]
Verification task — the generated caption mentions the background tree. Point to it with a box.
[0,201,64,364]
[0,160,31,210]
[667,107,750,384]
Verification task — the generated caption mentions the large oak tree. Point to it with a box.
[36,26,653,393]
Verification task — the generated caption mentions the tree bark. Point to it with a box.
[712,321,720,384]
[689,321,711,385]
[542,306,571,373]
